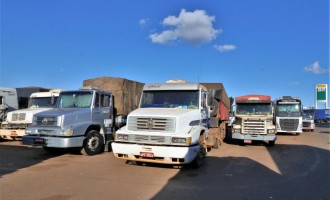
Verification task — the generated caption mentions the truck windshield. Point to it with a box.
[140,90,199,109]
[29,97,58,108]
[303,112,314,120]
[57,91,93,108]
[276,103,302,117]
[303,110,314,120]
[236,103,272,115]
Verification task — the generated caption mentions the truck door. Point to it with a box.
[92,92,111,126]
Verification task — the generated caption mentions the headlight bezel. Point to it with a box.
[116,134,129,141]
[171,137,192,145]
[267,129,275,134]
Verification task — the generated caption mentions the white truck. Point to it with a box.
[22,87,133,155]
[0,89,62,140]
[302,110,315,132]
[112,81,213,167]
[1,87,49,125]
[274,96,303,135]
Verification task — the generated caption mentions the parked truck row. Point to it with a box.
[2,77,323,168]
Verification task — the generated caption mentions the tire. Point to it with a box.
[191,134,207,168]
[81,130,104,156]
[224,127,233,143]
[209,99,219,117]
[191,147,206,169]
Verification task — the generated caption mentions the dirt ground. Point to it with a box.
[0,123,329,200]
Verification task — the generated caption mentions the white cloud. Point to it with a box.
[304,61,329,74]
[149,9,221,45]
[214,44,237,53]
[139,18,149,27]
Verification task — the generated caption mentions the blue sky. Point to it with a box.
[1,0,329,108]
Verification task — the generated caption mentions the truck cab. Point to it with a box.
[232,94,276,146]
[0,89,61,140]
[23,87,123,155]
[275,96,303,135]
[112,81,211,167]
[302,110,315,132]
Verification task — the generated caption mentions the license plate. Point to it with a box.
[10,131,18,137]
[140,152,154,158]
[244,139,252,144]
[33,138,45,145]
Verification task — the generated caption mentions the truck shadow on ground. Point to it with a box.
[316,122,330,134]
[0,142,65,177]
[149,144,330,200]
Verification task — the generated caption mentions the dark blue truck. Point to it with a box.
[303,109,330,123]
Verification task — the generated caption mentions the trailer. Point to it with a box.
[303,108,330,123]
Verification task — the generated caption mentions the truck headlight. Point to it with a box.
[233,128,241,133]
[66,129,74,136]
[267,129,275,134]
[25,129,32,134]
[172,137,192,145]
[116,134,129,141]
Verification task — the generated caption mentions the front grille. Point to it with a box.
[12,113,26,121]
[242,119,265,134]
[134,135,167,144]
[303,121,311,127]
[127,117,175,132]
[35,116,57,126]
[1,123,27,129]
[280,119,299,131]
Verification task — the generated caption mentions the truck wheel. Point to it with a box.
[81,130,104,156]
[209,99,219,117]
[191,147,206,168]
[191,134,207,168]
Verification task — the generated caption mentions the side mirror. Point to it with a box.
[115,115,127,127]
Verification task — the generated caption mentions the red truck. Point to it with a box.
[231,94,276,146]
